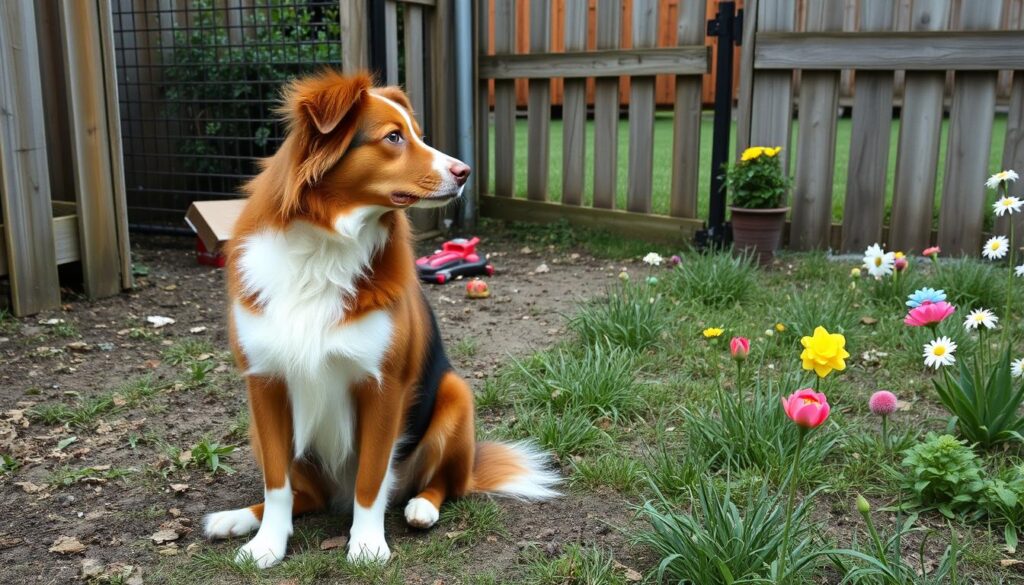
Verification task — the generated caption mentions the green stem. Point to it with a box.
[861,506,890,568]
[1006,208,1014,348]
[881,415,889,454]
[778,429,806,584]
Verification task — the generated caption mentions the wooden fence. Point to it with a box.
[737,0,1024,254]
[1,1,131,316]
[477,0,709,241]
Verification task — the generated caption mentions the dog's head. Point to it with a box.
[270,70,469,229]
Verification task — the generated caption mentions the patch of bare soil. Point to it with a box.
[0,233,647,584]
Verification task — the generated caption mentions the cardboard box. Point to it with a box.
[184,199,246,255]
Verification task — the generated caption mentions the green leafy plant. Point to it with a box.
[522,543,627,585]
[821,496,960,585]
[635,476,817,584]
[723,146,791,209]
[977,462,1024,552]
[899,433,984,518]
[190,440,237,475]
[568,282,668,352]
[0,454,19,475]
[933,348,1024,448]
[665,251,757,309]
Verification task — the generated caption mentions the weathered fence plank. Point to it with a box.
[0,0,61,315]
[735,0,759,158]
[754,31,1024,71]
[746,0,796,174]
[494,0,516,198]
[384,1,399,85]
[627,0,657,213]
[593,0,620,209]
[997,72,1024,237]
[479,47,708,78]
[790,2,843,251]
[938,1,1002,256]
[404,5,426,118]
[341,0,369,72]
[526,0,551,201]
[890,0,951,253]
[669,0,706,218]
[841,0,894,252]
[474,0,489,203]
[561,0,587,206]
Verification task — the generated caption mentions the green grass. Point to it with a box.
[521,544,629,585]
[488,113,1009,225]
[568,282,669,352]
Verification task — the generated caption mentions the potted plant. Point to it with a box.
[723,146,791,266]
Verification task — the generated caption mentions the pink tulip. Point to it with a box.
[894,257,908,272]
[781,389,830,429]
[922,246,941,258]
[904,301,955,327]
[730,336,750,361]
[869,391,898,416]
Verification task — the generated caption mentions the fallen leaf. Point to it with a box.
[169,483,189,494]
[150,529,180,545]
[189,326,207,334]
[534,263,550,274]
[157,544,180,556]
[320,536,348,551]
[81,558,104,578]
[56,436,78,450]
[860,316,878,325]
[146,316,175,328]
[50,536,86,554]
[15,481,45,494]
[66,342,92,352]
[1001,559,1024,568]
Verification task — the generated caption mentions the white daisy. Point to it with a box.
[994,196,1023,217]
[963,308,998,331]
[862,243,895,278]
[986,170,1020,189]
[982,235,1010,260]
[642,252,663,266]
[1013,358,1024,379]
[1017,264,1024,277]
[923,337,958,369]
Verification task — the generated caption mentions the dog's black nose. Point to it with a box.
[449,162,471,186]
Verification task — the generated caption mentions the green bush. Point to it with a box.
[900,433,984,518]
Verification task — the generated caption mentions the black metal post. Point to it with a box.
[700,2,742,249]
[367,0,388,82]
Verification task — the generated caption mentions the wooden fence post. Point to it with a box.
[494,0,517,198]
[745,0,795,174]
[670,0,706,218]
[341,0,369,73]
[526,0,551,201]
[475,0,490,201]
[938,0,1002,256]
[841,0,895,252]
[626,0,657,213]
[790,1,842,250]
[998,73,1024,237]
[735,0,759,159]
[0,0,61,315]
[890,0,950,253]
[593,0,621,209]
[561,0,587,206]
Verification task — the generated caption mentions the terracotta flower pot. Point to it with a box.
[730,206,789,266]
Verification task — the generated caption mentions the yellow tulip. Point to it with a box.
[800,326,850,378]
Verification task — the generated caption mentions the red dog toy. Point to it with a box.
[415,237,495,284]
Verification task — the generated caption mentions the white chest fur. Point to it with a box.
[232,215,393,468]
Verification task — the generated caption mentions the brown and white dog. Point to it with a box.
[202,71,559,567]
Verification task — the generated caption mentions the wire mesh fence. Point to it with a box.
[112,0,345,227]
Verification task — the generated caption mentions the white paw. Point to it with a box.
[404,497,439,529]
[236,531,288,569]
[347,531,391,563]
[203,508,261,540]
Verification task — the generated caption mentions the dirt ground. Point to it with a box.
[0,232,656,584]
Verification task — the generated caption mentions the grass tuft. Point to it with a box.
[568,282,669,352]
[665,251,757,308]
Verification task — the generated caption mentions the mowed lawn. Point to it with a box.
[487,112,1009,225]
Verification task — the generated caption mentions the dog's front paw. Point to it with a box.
[204,508,261,540]
[347,531,391,563]
[404,497,439,529]
[236,531,288,569]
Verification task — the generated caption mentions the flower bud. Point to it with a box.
[856,494,871,514]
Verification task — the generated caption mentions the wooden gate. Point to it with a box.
[476,0,710,241]
[736,0,1024,254]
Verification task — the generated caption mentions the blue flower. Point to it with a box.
[906,287,946,309]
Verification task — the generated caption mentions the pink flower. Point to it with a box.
[922,246,941,258]
[730,336,750,361]
[904,301,955,327]
[781,389,831,429]
[894,257,908,272]
[869,391,897,416]
[669,255,682,266]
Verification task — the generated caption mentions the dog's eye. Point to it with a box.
[384,131,404,144]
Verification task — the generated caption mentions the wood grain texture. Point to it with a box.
[593,0,620,209]
[474,0,489,199]
[841,0,895,252]
[996,73,1024,237]
[627,0,657,213]
[747,0,796,174]
[561,0,587,206]
[59,0,127,298]
[404,5,426,119]
[0,215,80,278]
[669,0,706,218]
[526,0,551,201]
[494,0,516,198]
[479,46,708,78]
[341,0,369,73]
[938,1,1001,256]
[384,1,399,85]
[754,30,1024,71]
[890,0,950,253]
[735,0,759,158]
[0,0,61,315]
[790,1,843,251]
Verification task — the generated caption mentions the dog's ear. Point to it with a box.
[285,70,371,135]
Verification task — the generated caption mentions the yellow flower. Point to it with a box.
[850,267,862,278]
[764,146,782,157]
[894,251,905,260]
[703,327,724,338]
[800,326,850,378]
[741,147,765,162]
[775,323,786,332]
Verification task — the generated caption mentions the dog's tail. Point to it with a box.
[468,440,561,500]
